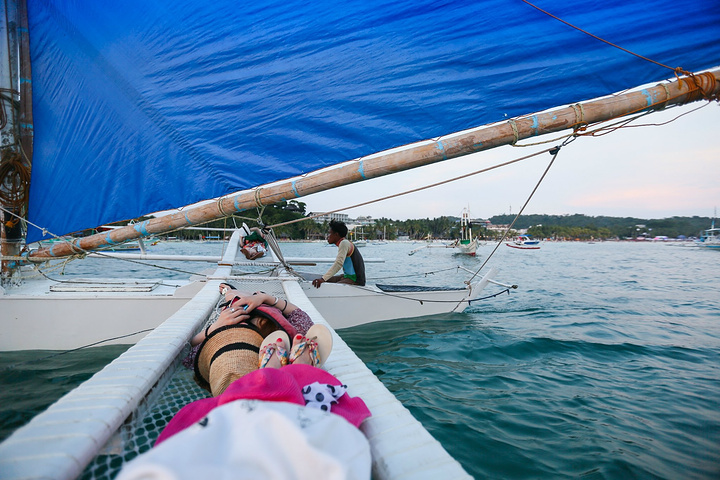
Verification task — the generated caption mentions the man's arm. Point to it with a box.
[322,239,351,280]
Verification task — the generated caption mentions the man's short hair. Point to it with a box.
[329,220,348,237]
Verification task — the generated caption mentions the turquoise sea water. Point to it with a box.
[1,240,719,479]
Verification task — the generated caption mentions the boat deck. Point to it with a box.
[0,277,471,479]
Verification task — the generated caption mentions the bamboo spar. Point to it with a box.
[28,69,720,260]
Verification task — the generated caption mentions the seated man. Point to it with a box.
[312,220,366,288]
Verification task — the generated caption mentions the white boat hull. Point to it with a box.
[695,225,720,249]
[454,238,478,256]
[301,267,498,329]
[0,280,203,351]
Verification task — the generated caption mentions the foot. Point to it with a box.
[288,325,332,367]
[259,331,290,369]
[289,335,317,366]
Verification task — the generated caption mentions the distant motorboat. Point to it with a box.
[695,220,720,249]
[506,234,540,249]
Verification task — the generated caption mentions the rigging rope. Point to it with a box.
[522,0,683,74]
[0,204,211,278]
[521,0,719,103]
[466,136,576,283]
[467,288,512,305]
[1,328,155,371]
[267,146,555,230]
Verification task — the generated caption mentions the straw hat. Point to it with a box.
[194,306,295,396]
[194,323,265,396]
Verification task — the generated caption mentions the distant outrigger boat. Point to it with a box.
[407,208,480,256]
[451,207,479,256]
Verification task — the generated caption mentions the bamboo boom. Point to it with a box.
[28,69,720,260]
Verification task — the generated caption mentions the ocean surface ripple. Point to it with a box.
[337,241,720,479]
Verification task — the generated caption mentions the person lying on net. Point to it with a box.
[118,294,372,480]
[182,282,314,396]
[240,226,268,260]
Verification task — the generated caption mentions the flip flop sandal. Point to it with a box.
[258,331,290,368]
[289,324,333,367]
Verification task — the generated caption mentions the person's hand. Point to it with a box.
[312,278,325,288]
[208,301,250,334]
[236,293,267,312]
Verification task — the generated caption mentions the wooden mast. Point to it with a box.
[0,0,32,280]
[27,68,720,260]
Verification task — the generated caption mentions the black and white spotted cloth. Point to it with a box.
[302,382,348,412]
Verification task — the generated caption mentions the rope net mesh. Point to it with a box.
[80,278,288,479]
[80,359,207,480]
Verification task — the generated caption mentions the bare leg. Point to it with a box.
[241,246,258,259]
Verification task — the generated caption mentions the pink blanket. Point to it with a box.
[157,364,371,445]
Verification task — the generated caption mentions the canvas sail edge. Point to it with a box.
[25,68,720,261]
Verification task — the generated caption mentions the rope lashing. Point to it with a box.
[659,83,671,109]
[217,196,230,217]
[253,188,267,226]
[254,188,264,209]
[267,147,554,230]
[571,103,586,132]
[0,149,31,209]
[679,72,719,103]
[508,119,519,145]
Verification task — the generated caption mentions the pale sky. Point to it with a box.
[301,102,720,221]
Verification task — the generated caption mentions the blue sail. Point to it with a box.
[25,0,720,242]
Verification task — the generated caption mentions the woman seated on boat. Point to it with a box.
[183,282,315,396]
[118,318,372,480]
[240,226,268,260]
